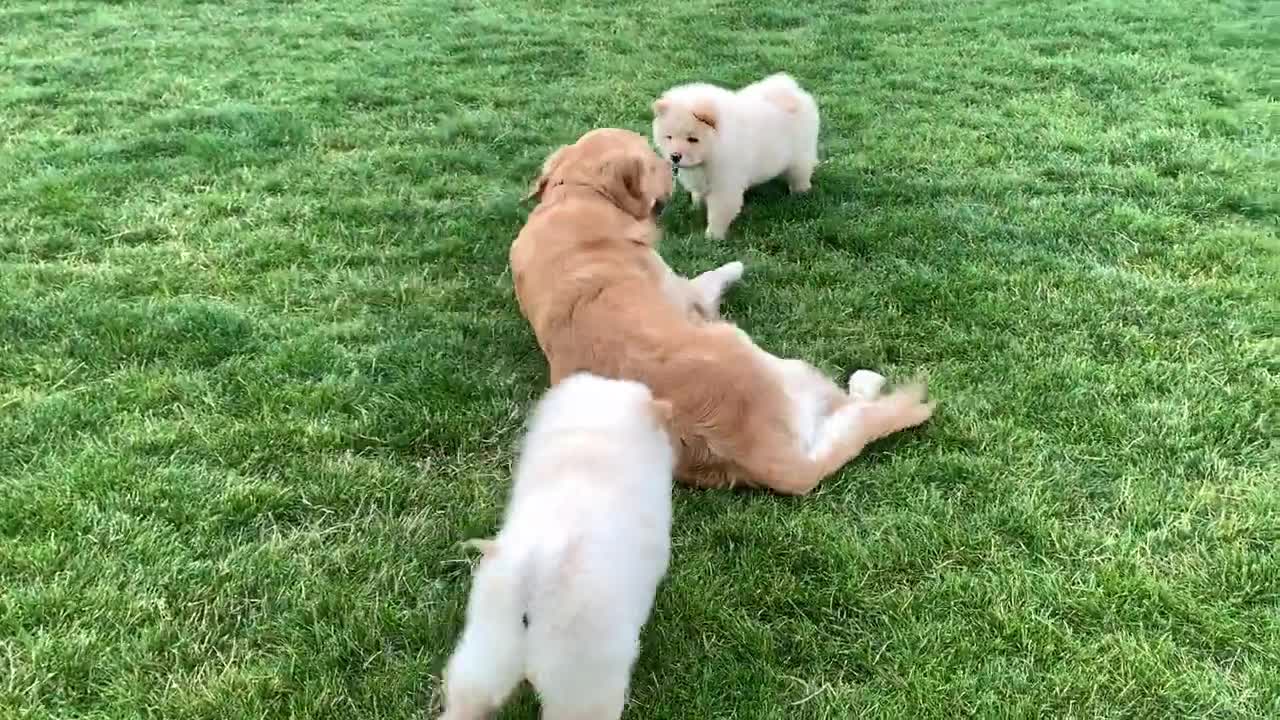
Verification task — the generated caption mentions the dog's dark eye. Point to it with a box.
[665,135,672,140]
[687,137,699,143]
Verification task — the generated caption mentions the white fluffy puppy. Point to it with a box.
[652,73,820,238]
[439,373,677,720]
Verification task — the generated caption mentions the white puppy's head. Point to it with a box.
[651,92,718,170]
[532,373,674,440]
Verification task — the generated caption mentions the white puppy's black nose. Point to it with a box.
[670,152,682,163]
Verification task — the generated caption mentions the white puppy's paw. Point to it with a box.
[848,370,887,400]
[690,191,704,207]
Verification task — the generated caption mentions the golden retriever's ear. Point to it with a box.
[600,152,653,220]
[691,99,718,129]
[652,97,671,116]
[524,144,570,201]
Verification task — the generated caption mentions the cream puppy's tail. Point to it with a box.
[757,73,806,113]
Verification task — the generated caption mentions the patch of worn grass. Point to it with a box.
[1,0,1276,717]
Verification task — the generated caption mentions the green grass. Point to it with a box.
[1,0,1277,717]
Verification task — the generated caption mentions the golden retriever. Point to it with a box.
[510,128,933,494]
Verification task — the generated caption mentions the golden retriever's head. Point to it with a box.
[526,129,674,220]
[651,93,718,169]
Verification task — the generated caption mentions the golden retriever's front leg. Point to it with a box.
[688,261,745,319]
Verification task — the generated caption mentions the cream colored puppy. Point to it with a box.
[652,73,820,238]
[439,373,676,720]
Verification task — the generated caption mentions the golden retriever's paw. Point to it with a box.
[883,380,935,428]
[718,260,745,284]
[848,369,886,400]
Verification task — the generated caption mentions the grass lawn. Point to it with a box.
[2,0,1277,717]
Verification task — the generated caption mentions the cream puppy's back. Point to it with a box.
[733,73,819,184]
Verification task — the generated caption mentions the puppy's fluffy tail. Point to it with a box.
[757,73,813,114]
[760,72,801,91]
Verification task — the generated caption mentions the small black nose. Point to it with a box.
[670,152,682,163]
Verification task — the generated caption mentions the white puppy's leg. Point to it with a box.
[439,563,526,720]
[689,260,745,317]
[534,644,631,720]
[786,159,815,194]
[528,597,637,720]
[540,686,627,720]
[440,631,523,720]
[690,189,704,207]
[705,189,744,239]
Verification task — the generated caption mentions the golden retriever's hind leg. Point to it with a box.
[858,381,934,443]
[847,369,887,402]
[743,381,934,495]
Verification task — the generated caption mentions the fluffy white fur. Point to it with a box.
[439,373,676,720]
[652,73,820,238]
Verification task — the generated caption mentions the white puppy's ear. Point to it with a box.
[524,144,571,201]
[652,97,671,116]
[691,99,718,129]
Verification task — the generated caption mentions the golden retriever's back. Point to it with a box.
[513,194,786,487]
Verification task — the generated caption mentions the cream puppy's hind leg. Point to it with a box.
[705,189,744,239]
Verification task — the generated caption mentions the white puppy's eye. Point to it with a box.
[665,135,672,140]
[687,137,699,143]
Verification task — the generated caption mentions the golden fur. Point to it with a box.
[511,128,933,494]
